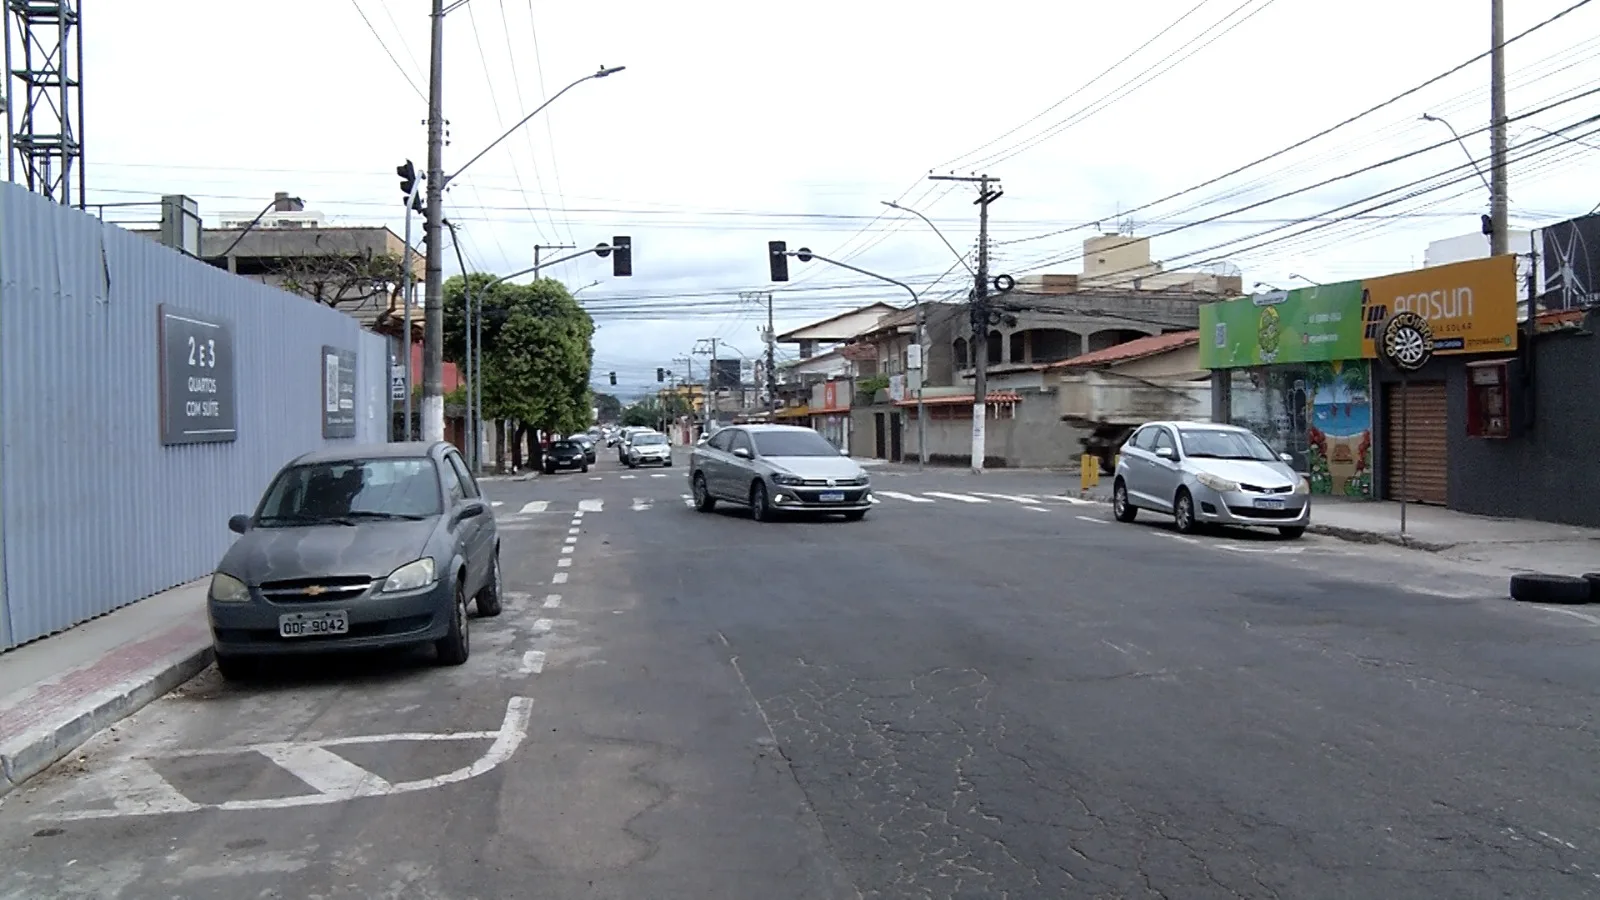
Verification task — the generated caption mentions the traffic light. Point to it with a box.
[612,236,632,277]
[768,240,789,282]
[656,367,665,382]
[609,371,617,386]
[396,160,424,213]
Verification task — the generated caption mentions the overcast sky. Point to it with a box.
[85,0,1600,400]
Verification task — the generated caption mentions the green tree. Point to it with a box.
[442,274,594,463]
[593,392,623,422]
[621,399,660,427]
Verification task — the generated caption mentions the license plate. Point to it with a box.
[819,492,845,503]
[1253,498,1285,509]
[279,610,349,638]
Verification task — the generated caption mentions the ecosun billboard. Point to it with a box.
[158,304,238,444]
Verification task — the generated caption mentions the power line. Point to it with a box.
[349,0,427,103]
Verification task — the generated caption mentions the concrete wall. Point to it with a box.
[906,390,1089,468]
[1443,322,1600,527]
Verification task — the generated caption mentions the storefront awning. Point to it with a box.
[772,405,812,419]
[894,391,1020,408]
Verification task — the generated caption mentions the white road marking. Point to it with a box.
[578,499,604,512]
[1056,496,1100,506]
[971,492,1041,504]
[519,500,549,514]
[552,572,568,584]
[650,473,668,478]
[684,497,695,507]
[561,546,574,554]
[589,476,602,481]
[1156,533,1201,544]
[1075,515,1105,524]
[532,618,554,634]
[1532,606,1600,626]
[41,699,534,820]
[557,557,572,567]
[877,491,933,503]
[1025,506,1049,512]
[519,650,546,675]
[567,527,580,535]
[925,491,988,503]
[869,495,880,504]
[631,498,653,511]
[543,594,561,609]
[564,536,577,544]
[620,475,636,480]
[258,745,393,797]
[490,501,504,507]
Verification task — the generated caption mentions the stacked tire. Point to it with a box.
[1508,572,1600,605]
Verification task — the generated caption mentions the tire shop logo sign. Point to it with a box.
[1380,311,1435,372]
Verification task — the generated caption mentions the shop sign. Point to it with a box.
[1199,255,1519,369]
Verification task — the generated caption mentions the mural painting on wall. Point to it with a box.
[1304,360,1372,498]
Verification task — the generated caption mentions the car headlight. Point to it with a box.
[209,572,249,603]
[382,558,437,593]
[1195,472,1241,493]
[771,473,804,486]
[1297,476,1311,494]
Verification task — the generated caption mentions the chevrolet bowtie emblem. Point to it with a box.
[826,479,837,486]
[304,585,327,597]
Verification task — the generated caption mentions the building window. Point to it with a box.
[953,337,969,368]
[987,330,1003,365]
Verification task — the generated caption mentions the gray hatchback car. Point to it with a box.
[206,441,502,680]
[688,424,871,521]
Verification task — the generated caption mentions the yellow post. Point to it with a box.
[1080,455,1100,492]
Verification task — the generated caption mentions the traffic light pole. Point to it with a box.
[399,175,425,441]
[770,248,927,469]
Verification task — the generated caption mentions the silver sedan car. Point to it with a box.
[1112,421,1310,538]
[688,424,871,521]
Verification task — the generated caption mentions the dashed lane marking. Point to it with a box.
[560,546,574,554]
[532,618,554,634]
[971,491,1041,504]
[1026,506,1049,512]
[567,527,580,535]
[620,475,636,480]
[491,501,504,507]
[557,558,572,567]
[632,497,654,511]
[520,650,546,675]
[578,499,604,512]
[39,699,534,820]
[519,500,549,514]
[543,594,561,609]
[877,491,933,503]
[564,536,577,544]
[650,473,668,478]
[552,572,568,584]
[1075,515,1105,524]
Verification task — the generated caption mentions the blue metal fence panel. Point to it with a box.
[0,185,393,649]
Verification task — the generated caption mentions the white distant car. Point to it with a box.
[625,432,672,468]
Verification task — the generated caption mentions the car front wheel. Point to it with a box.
[435,581,470,665]
[475,552,503,617]
[1113,479,1137,523]
[692,473,716,512]
[750,481,773,522]
[1173,489,1199,535]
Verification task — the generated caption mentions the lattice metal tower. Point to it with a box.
[4,0,83,207]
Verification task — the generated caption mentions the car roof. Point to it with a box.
[291,441,446,466]
[1145,421,1249,433]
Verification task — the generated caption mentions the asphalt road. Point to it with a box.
[2,450,1598,898]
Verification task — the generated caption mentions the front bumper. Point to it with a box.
[546,456,586,469]
[629,452,671,465]
[208,579,453,657]
[770,484,873,512]
[1190,484,1311,528]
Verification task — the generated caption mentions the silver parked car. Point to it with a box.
[689,424,871,521]
[1111,421,1310,538]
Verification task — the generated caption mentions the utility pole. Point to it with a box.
[534,243,576,279]
[421,0,448,444]
[929,173,1002,473]
[1488,0,1509,257]
[693,337,720,426]
[765,293,777,417]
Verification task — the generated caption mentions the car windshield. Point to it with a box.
[1178,429,1278,461]
[256,458,440,525]
[753,430,839,457]
[551,441,578,451]
[633,434,667,445]
[568,435,590,443]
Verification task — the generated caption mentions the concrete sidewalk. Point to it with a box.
[0,582,212,798]
[1311,498,1600,576]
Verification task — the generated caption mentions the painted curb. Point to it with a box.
[0,644,214,799]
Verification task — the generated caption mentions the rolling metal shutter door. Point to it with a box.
[1385,381,1448,505]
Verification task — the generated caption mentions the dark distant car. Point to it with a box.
[543,439,589,474]
[567,433,597,463]
[205,441,501,681]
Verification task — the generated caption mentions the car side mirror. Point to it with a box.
[228,514,251,535]
[1279,452,1294,463]
[733,447,751,459]
[455,501,487,522]
[1154,446,1176,460]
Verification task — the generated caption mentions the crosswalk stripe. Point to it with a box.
[971,491,1041,504]
[578,499,604,512]
[877,491,933,503]
[924,491,988,503]
[519,500,549,514]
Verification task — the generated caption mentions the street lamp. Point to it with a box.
[1288,273,1322,287]
[1419,113,1493,192]
[1253,281,1282,293]
[419,62,627,444]
[571,280,601,296]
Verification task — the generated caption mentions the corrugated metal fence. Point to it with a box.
[0,185,391,650]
